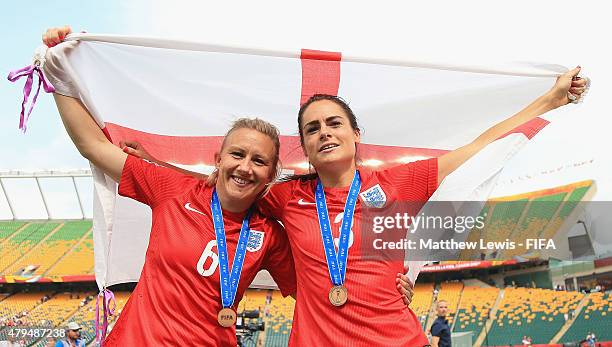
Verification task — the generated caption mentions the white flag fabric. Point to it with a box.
[42,33,568,288]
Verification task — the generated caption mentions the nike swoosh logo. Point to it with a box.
[185,203,206,216]
[297,199,316,206]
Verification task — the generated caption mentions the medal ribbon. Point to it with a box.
[211,190,253,308]
[315,171,361,286]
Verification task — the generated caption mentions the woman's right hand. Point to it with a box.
[42,26,72,47]
[121,140,209,181]
[120,140,155,162]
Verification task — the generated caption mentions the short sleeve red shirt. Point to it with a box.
[260,158,438,347]
[105,156,296,347]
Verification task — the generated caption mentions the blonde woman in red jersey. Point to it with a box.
[42,28,302,346]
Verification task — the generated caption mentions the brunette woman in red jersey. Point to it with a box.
[257,72,585,345]
[254,70,585,346]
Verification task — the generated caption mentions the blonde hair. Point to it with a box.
[207,118,282,198]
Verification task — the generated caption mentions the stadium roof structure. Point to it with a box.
[0,169,93,220]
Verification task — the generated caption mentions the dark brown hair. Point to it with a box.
[282,94,360,182]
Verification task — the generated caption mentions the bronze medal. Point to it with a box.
[329,285,348,306]
[217,308,237,327]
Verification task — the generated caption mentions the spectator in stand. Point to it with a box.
[55,322,85,347]
[266,290,272,305]
[586,332,596,347]
[0,336,21,347]
[430,300,451,347]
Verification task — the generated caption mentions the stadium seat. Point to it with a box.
[47,229,94,276]
[485,287,582,346]
[560,292,612,344]
[264,290,295,347]
[4,221,92,277]
[436,282,463,327]
[453,286,499,340]
[0,222,61,273]
[503,193,565,258]
[0,221,26,243]
[410,283,435,329]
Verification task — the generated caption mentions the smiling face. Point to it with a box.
[214,128,276,212]
[300,99,360,172]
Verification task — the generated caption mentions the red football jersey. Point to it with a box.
[260,158,438,347]
[105,156,296,346]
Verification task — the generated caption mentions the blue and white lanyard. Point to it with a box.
[211,190,253,308]
[314,172,361,285]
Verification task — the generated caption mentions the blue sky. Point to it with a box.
[1,0,611,219]
[1,1,147,219]
[1,1,149,171]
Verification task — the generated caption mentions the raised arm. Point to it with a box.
[53,94,127,181]
[44,27,127,182]
[437,67,588,183]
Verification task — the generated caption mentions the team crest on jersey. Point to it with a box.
[359,184,387,208]
[247,230,265,252]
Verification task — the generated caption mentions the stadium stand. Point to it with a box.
[453,285,500,341]
[240,289,268,311]
[410,282,435,329]
[504,270,552,289]
[0,180,606,346]
[0,222,26,243]
[0,292,49,324]
[459,180,593,262]
[0,292,51,345]
[435,281,463,327]
[4,221,91,277]
[0,291,130,346]
[0,222,61,273]
[46,229,94,276]
[485,287,583,346]
[237,289,268,346]
[462,198,529,261]
[503,193,566,259]
[541,184,591,242]
[459,202,493,260]
[25,292,93,327]
[264,290,295,347]
[560,292,612,344]
[1,279,611,346]
[52,294,98,345]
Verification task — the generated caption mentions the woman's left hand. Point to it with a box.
[547,66,589,108]
[397,273,415,306]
